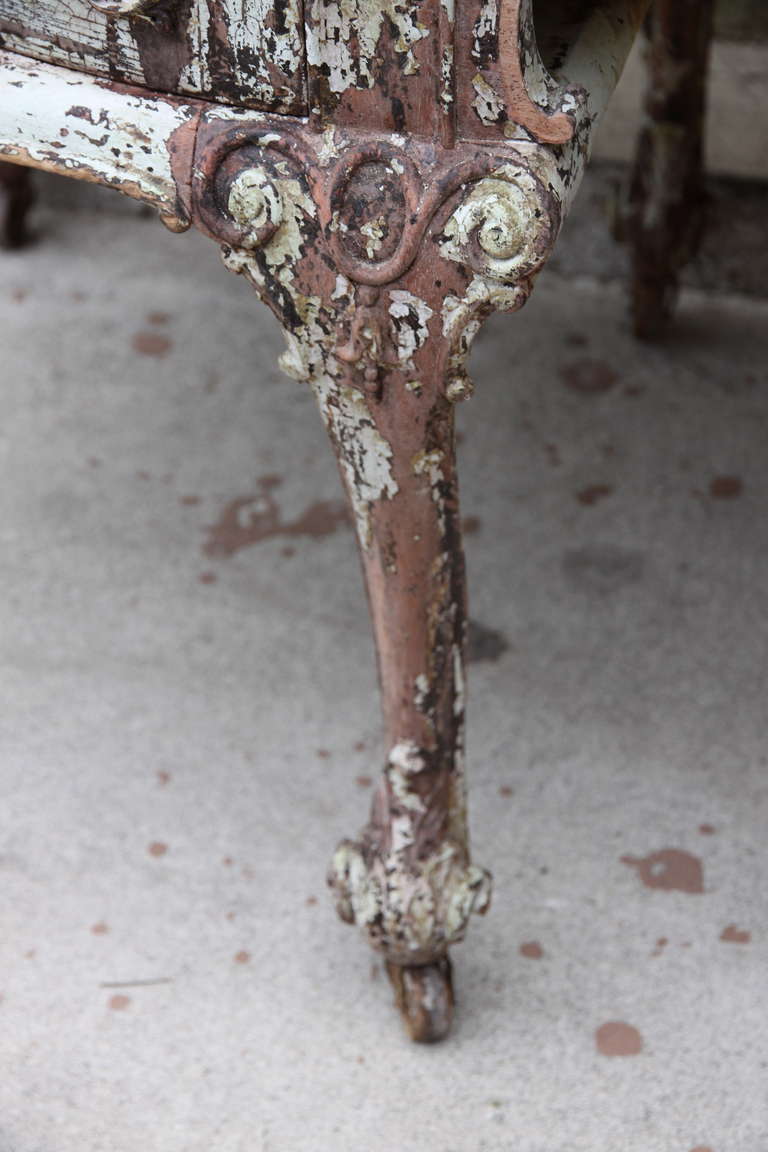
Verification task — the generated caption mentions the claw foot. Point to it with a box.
[387,956,454,1043]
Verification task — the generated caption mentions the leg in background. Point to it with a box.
[0,162,34,250]
[624,0,715,337]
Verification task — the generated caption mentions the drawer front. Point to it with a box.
[0,1,306,114]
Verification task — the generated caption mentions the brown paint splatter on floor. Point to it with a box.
[148,841,168,858]
[356,775,373,788]
[234,950,251,964]
[462,515,481,535]
[147,310,171,326]
[720,924,751,944]
[305,896,318,906]
[156,770,171,786]
[467,618,510,664]
[180,494,201,507]
[595,1021,643,1057]
[698,823,716,836]
[560,358,618,394]
[353,741,366,752]
[576,484,613,506]
[132,331,172,358]
[316,748,331,760]
[499,785,513,798]
[109,994,131,1011]
[520,941,544,960]
[710,475,742,500]
[651,936,668,957]
[199,571,217,585]
[544,442,561,467]
[204,475,348,558]
[621,849,704,894]
[91,922,109,935]
[281,545,295,558]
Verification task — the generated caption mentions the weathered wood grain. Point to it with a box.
[0,50,198,227]
[0,0,306,114]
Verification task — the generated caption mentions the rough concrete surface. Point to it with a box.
[1,170,767,1152]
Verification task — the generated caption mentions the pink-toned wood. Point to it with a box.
[0,0,650,1041]
[190,109,565,1035]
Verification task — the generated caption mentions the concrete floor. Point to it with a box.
[1,169,767,1152]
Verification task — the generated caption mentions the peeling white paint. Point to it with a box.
[360,214,387,259]
[388,289,433,371]
[307,0,430,93]
[452,644,465,717]
[471,73,505,126]
[388,740,427,812]
[412,448,446,531]
[0,53,194,222]
[414,673,430,711]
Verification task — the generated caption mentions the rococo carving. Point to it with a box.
[191,117,560,406]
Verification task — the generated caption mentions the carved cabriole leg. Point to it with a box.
[0,162,34,250]
[190,117,560,1039]
[624,0,715,338]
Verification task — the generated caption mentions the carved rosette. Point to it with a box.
[191,118,559,408]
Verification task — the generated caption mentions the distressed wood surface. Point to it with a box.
[0,51,198,227]
[0,0,306,114]
[0,0,650,1042]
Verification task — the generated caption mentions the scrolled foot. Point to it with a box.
[387,956,454,1043]
[328,836,491,966]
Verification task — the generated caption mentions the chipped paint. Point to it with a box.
[0,0,306,114]
[2,0,649,1039]
[472,73,505,125]
[388,289,433,370]
[306,0,430,93]
[0,52,196,226]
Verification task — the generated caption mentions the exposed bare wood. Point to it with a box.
[0,0,650,1041]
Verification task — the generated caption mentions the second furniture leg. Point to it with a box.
[0,162,34,250]
[625,0,715,337]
